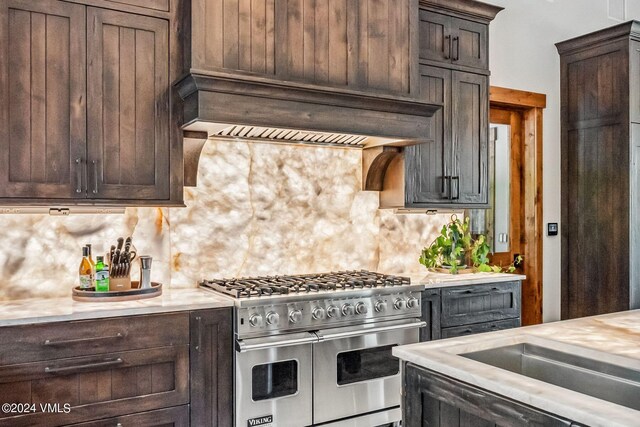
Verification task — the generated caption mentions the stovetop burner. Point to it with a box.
[199,270,410,299]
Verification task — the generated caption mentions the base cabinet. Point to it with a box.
[421,281,522,342]
[403,364,574,427]
[0,309,233,427]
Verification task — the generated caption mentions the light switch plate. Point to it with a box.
[548,223,558,236]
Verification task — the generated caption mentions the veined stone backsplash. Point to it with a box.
[0,140,449,301]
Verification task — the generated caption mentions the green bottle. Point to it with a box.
[95,256,110,292]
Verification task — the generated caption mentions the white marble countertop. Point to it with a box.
[393,310,640,427]
[401,271,526,289]
[0,288,234,327]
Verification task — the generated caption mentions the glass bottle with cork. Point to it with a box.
[78,246,93,290]
[95,256,110,292]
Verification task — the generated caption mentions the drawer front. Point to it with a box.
[441,282,521,327]
[69,405,189,427]
[0,313,189,364]
[0,346,189,427]
[441,318,521,339]
[104,0,169,12]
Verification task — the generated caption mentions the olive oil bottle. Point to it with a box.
[79,246,93,290]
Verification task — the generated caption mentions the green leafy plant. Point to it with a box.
[419,215,522,274]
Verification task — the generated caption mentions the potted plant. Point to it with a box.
[419,215,521,274]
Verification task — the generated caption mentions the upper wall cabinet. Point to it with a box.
[189,0,420,97]
[419,9,488,71]
[0,0,86,200]
[0,0,181,206]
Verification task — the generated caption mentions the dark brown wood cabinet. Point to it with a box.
[0,308,233,427]
[0,0,181,206]
[420,281,522,342]
[401,0,497,208]
[87,8,170,200]
[403,364,573,427]
[189,308,233,427]
[419,9,488,71]
[0,0,87,200]
[189,0,420,97]
[406,65,488,207]
[557,22,640,318]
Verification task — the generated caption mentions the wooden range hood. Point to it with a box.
[176,0,442,187]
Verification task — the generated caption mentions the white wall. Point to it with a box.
[484,0,640,322]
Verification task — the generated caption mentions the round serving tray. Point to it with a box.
[72,282,162,302]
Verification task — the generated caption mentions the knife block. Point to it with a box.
[109,275,131,291]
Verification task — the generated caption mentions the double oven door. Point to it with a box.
[313,319,424,426]
[235,319,424,427]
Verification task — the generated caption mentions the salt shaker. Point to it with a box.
[139,256,153,289]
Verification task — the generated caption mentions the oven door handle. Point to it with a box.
[316,321,427,342]
[236,334,319,353]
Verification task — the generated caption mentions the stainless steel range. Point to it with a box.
[199,270,425,427]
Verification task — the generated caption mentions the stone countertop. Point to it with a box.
[401,272,526,288]
[393,310,640,427]
[0,288,234,327]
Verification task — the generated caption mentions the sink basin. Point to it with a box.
[462,343,640,410]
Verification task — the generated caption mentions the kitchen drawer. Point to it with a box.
[441,318,521,339]
[441,281,521,327]
[0,345,189,426]
[0,312,189,365]
[68,405,189,426]
[104,0,169,12]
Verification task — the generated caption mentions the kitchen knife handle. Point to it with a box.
[444,35,451,60]
[75,158,83,193]
[91,160,99,194]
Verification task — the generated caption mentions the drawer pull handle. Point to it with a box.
[45,357,123,374]
[44,332,124,346]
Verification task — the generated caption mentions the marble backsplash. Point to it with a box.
[0,140,449,301]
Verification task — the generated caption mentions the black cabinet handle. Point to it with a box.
[194,316,202,352]
[75,158,83,193]
[452,176,460,200]
[444,35,451,60]
[45,358,123,374]
[92,160,99,194]
[44,332,124,346]
[453,36,460,61]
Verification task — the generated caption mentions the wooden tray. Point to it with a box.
[72,282,162,302]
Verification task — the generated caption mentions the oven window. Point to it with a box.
[336,345,399,386]
[252,360,298,401]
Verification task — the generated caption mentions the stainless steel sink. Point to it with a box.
[462,343,640,410]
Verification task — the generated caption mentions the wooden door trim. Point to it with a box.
[490,86,545,325]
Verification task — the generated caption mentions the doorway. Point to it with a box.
[476,87,546,325]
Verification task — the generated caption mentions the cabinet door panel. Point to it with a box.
[452,71,488,204]
[87,8,169,200]
[418,9,450,64]
[405,66,451,205]
[0,0,86,199]
[451,17,487,69]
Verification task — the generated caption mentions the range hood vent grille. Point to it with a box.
[215,125,368,147]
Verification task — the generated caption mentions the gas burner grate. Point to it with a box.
[199,270,410,299]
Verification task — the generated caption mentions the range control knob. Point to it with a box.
[355,302,368,315]
[312,307,326,320]
[394,298,406,310]
[327,305,340,318]
[289,309,303,323]
[249,314,263,327]
[341,303,355,316]
[266,311,280,325]
[407,297,419,309]
[374,300,388,312]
